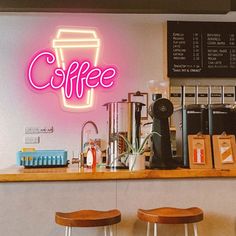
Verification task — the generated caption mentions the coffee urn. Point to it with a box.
[208,104,233,135]
[182,104,209,168]
[231,105,236,137]
[104,100,144,168]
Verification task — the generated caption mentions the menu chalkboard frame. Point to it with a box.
[167,21,236,78]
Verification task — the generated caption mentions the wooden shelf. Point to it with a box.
[0,165,236,182]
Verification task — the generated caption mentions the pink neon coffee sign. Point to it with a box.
[28,51,116,99]
[27,28,117,110]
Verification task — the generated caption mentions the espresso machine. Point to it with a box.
[149,97,178,169]
[104,100,144,168]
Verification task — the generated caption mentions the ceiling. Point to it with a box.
[0,0,235,14]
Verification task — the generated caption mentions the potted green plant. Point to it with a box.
[113,131,161,171]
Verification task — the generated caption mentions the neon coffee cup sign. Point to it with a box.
[27,28,117,110]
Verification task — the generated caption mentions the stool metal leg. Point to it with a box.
[65,226,72,236]
[104,226,108,236]
[154,223,158,236]
[68,226,72,236]
[109,225,113,236]
[184,224,188,236]
[65,226,68,236]
[146,222,150,236]
[193,223,198,236]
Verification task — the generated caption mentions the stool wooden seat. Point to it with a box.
[137,207,203,236]
[55,209,121,236]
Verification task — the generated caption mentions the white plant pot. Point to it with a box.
[128,154,145,171]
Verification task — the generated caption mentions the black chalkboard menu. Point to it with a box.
[167,21,236,77]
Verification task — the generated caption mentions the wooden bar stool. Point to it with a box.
[55,209,121,236]
[137,207,203,236]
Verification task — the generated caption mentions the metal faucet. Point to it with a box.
[72,121,99,168]
[80,120,99,153]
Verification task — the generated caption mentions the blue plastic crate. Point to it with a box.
[16,150,68,168]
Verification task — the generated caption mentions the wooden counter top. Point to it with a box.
[0,165,236,182]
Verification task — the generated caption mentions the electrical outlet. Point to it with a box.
[25,127,40,134]
[25,126,53,134]
[24,136,40,144]
[39,126,54,133]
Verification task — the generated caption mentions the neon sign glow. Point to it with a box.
[27,28,117,110]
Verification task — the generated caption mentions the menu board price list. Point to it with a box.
[192,33,201,62]
[168,21,236,77]
[172,33,186,61]
[171,31,203,74]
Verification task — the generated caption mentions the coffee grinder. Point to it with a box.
[148,80,177,169]
[148,97,178,169]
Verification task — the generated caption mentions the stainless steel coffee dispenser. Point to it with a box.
[104,100,144,168]
[182,104,209,168]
